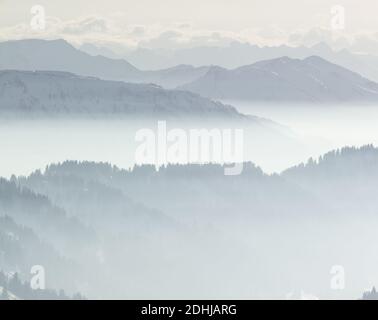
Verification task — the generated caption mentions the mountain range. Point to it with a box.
[0,39,208,88]
[2,39,378,104]
[119,42,378,84]
[179,56,378,103]
[0,70,240,117]
[2,145,378,298]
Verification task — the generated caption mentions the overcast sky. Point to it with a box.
[1,0,377,51]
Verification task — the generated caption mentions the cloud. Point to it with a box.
[130,25,145,36]
[139,30,183,48]
[0,15,136,49]
[1,13,378,56]
[290,27,351,50]
[61,16,110,35]
[349,33,378,54]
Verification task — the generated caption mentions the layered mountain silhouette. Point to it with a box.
[0,178,95,255]
[0,39,209,88]
[21,160,320,224]
[1,145,378,298]
[120,41,378,83]
[19,166,176,234]
[0,216,80,295]
[3,39,378,104]
[0,70,240,117]
[23,145,378,222]
[282,144,378,213]
[0,39,141,81]
[180,56,378,103]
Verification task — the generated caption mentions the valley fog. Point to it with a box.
[2,0,378,304]
[1,109,378,300]
[1,104,378,177]
[227,101,378,162]
[0,116,295,177]
[0,118,141,178]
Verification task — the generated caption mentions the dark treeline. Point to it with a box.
[2,145,378,298]
[362,287,378,300]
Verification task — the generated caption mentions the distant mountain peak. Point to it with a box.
[5,38,74,50]
[310,42,333,52]
[0,38,140,79]
[303,55,331,64]
[180,56,378,103]
[0,69,243,118]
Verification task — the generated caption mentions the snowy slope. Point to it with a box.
[179,56,378,103]
[0,287,20,300]
[0,70,241,117]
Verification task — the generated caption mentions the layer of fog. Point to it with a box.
[10,154,378,300]
[0,116,301,178]
[2,104,378,178]
[1,108,378,299]
[225,101,378,166]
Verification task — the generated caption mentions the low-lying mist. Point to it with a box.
[1,107,378,299]
[226,101,378,167]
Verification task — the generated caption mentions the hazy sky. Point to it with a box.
[1,0,378,51]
